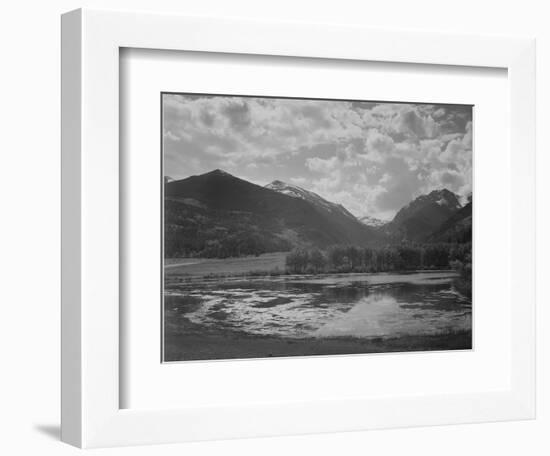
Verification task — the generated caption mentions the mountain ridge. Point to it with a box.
[387,188,463,242]
[164,169,470,258]
[164,170,380,258]
[265,179,358,221]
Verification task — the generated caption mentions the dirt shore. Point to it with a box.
[163,318,472,362]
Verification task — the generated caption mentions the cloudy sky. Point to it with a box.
[163,93,472,221]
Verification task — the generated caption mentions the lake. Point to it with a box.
[163,271,472,361]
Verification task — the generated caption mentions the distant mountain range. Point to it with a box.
[164,170,471,258]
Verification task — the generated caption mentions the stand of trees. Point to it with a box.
[450,252,472,297]
[285,243,471,275]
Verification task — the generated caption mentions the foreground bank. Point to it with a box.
[164,317,472,361]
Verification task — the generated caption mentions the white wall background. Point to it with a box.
[0,1,547,455]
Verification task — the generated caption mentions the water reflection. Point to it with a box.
[165,271,472,339]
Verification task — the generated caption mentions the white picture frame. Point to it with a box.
[61,8,536,448]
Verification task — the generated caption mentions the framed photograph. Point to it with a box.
[61,8,536,448]
[161,93,474,362]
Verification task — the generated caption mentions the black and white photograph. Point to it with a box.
[2,1,545,452]
[162,93,473,362]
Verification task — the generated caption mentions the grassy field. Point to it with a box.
[164,252,287,278]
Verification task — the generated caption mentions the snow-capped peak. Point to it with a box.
[265,180,358,221]
[429,189,461,210]
[359,215,388,228]
[392,188,462,224]
[265,180,305,198]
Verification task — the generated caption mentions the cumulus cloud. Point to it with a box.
[364,129,395,162]
[306,156,340,173]
[394,108,439,139]
[163,94,472,220]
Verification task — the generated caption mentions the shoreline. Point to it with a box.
[163,269,472,362]
[163,318,472,362]
[165,268,459,286]
[164,330,472,362]
[163,252,465,281]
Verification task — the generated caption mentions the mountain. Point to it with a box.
[359,215,388,228]
[164,170,379,258]
[427,201,472,243]
[265,180,357,221]
[387,189,462,242]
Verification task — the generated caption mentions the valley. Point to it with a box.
[162,169,472,361]
[164,169,472,259]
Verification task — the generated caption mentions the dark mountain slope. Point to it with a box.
[386,189,462,242]
[164,170,379,257]
[427,201,472,243]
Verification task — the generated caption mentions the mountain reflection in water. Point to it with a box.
[165,271,471,339]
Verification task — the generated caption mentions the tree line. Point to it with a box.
[285,243,471,275]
